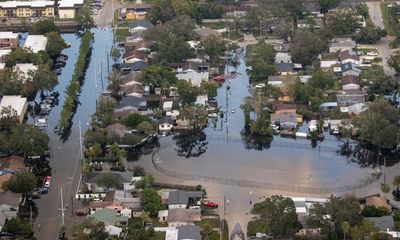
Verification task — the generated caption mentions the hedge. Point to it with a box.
[59,31,93,130]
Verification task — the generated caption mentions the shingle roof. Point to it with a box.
[167,190,203,205]
[128,20,154,30]
[177,225,201,240]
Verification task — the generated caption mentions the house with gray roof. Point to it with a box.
[167,190,203,209]
[341,62,361,77]
[128,19,154,33]
[177,225,201,240]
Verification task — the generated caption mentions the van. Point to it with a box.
[35,118,48,127]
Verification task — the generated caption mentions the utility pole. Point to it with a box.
[79,121,83,162]
[59,187,66,226]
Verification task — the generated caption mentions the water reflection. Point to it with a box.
[173,129,208,158]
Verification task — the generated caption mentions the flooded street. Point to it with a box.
[32,28,114,240]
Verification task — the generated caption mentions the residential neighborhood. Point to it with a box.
[0,0,399,240]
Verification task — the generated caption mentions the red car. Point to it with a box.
[204,201,218,208]
[213,75,225,81]
[44,176,52,181]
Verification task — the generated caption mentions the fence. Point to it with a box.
[153,135,382,194]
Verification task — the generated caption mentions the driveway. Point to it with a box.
[366,1,396,76]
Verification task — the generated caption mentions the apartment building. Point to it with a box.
[0,32,19,49]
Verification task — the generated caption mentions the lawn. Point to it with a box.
[195,218,220,228]
[201,21,226,30]
[115,28,130,42]
[222,31,244,41]
[380,3,397,36]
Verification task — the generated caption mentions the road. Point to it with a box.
[33,28,114,240]
[366,1,396,76]
[93,0,122,28]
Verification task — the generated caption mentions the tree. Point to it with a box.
[0,106,18,131]
[292,30,325,66]
[353,27,387,44]
[154,35,195,65]
[350,220,379,240]
[319,0,337,13]
[202,223,213,240]
[139,65,178,92]
[5,48,38,67]
[136,174,155,189]
[0,68,23,96]
[309,69,336,90]
[2,173,37,195]
[341,221,350,240]
[381,183,391,197]
[145,15,196,42]
[45,31,67,58]
[29,19,58,34]
[106,69,124,97]
[361,64,399,97]
[199,35,226,67]
[123,113,152,129]
[249,61,277,83]
[72,219,110,240]
[76,1,95,32]
[111,48,121,62]
[354,98,400,149]
[201,81,218,99]
[326,9,360,35]
[31,64,59,92]
[95,173,123,190]
[251,195,300,239]
[9,124,49,157]
[246,41,276,66]
[140,188,163,217]
[307,195,362,237]
[394,175,400,194]
[137,121,155,136]
[389,51,400,75]
[88,143,102,160]
[2,217,33,237]
[176,80,202,106]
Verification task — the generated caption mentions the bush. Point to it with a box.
[361,206,390,217]
[59,31,93,129]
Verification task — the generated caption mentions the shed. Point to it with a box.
[163,101,173,111]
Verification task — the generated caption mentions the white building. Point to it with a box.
[176,70,208,87]
[58,0,84,19]
[24,35,47,53]
[0,95,27,123]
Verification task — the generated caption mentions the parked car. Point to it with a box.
[367,51,378,56]
[54,68,62,75]
[38,187,48,194]
[35,118,48,128]
[204,201,218,208]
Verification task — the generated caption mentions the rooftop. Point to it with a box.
[168,208,201,223]
[0,32,19,39]
[58,0,84,8]
[24,35,47,53]
[177,225,201,240]
[0,1,54,8]
[0,95,27,116]
[167,190,203,205]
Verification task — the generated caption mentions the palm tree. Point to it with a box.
[108,142,120,158]
[341,221,350,240]
[88,143,102,161]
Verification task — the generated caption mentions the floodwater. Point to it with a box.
[155,50,374,189]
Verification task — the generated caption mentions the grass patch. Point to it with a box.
[380,3,397,36]
[321,52,339,61]
[195,218,220,228]
[151,232,165,240]
[221,31,244,41]
[201,21,226,30]
[115,28,130,42]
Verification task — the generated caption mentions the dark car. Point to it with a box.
[38,187,48,194]
[54,63,65,69]
[54,68,62,75]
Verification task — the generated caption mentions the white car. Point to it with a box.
[35,118,48,128]
[231,108,235,113]
[367,51,378,56]
[255,83,265,89]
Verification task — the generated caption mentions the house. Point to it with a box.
[274,103,297,114]
[194,27,220,40]
[58,0,84,19]
[275,52,292,64]
[270,113,300,129]
[336,89,366,106]
[0,155,28,173]
[163,101,173,111]
[267,76,283,87]
[297,18,323,29]
[0,204,18,232]
[195,95,208,106]
[122,50,147,63]
[274,43,290,53]
[297,19,309,29]
[0,1,55,18]
[225,5,249,17]
[177,225,201,240]
[0,32,19,49]
[0,49,11,62]
[121,79,144,97]
[175,119,191,130]
[341,62,361,77]
[329,38,356,53]
[339,50,360,65]
[176,70,208,87]
[340,102,368,114]
[365,196,391,210]
[158,208,201,227]
[23,35,47,53]
[320,60,339,69]
[114,96,147,118]
[105,225,123,237]
[301,0,321,15]
[365,216,394,231]
[123,3,151,20]
[341,75,360,90]
[319,102,338,111]
[88,208,129,227]
[0,95,27,123]
[128,19,153,33]
[85,172,133,192]
[14,63,37,83]
[275,63,294,75]
[167,190,203,209]
[159,116,174,132]
[119,61,149,73]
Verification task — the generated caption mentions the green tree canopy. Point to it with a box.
[31,64,59,92]
[3,217,34,237]
[251,195,301,239]
[325,9,360,35]
[76,1,95,31]
[354,98,400,149]
[8,124,49,157]
[72,219,110,240]
[29,19,58,34]
[139,65,178,91]
[176,80,202,106]
[154,35,195,65]
[140,188,163,217]
[309,69,336,90]
[199,35,226,67]
[353,27,387,44]
[291,30,325,66]
[2,173,37,195]
[45,31,68,58]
